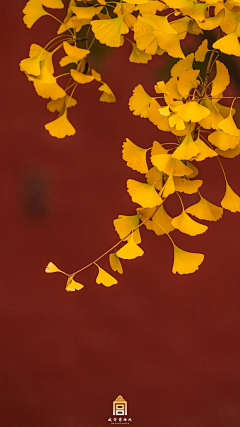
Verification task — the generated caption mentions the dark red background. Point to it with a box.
[1,1,240,426]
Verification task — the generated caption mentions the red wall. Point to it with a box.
[1,1,240,426]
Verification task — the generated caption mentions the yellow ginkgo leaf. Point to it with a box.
[117,235,144,260]
[170,53,194,78]
[98,83,116,103]
[173,177,203,194]
[172,245,204,275]
[137,0,165,14]
[154,81,169,94]
[208,130,239,151]
[211,61,230,97]
[29,43,54,73]
[172,132,200,161]
[171,210,208,236]
[129,84,152,118]
[27,57,55,84]
[216,143,240,158]
[178,69,200,98]
[162,170,175,198]
[59,56,78,67]
[23,0,48,28]
[113,214,141,243]
[154,32,185,59]
[91,16,126,47]
[133,16,159,55]
[174,101,211,123]
[141,13,177,34]
[186,196,223,221]
[151,140,168,155]
[148,99,171,132]
[45,110,76,138]
[169,114,185,131]
[218,113,240,137]
[122,138,149,173]
[70,69,95,84]
[41,0,64,8]
[65,276,84,292]
[151,154,193,176]
[45,261,66,274]
[195,39,209,62]
[95,264,118,287]
[63,42,90,61]
[198,9,224,30]
[129,44,152,63]
[145,204,175,235]
[159,106,171,116]
[221,182,240,212]
[145,167,163,190]
[47,95,77,113]
[109,253,123,274]
[127,179,162,208]
[213,30,240,57]
[34,81,66,100]
[20,53,43,76]
[72,5,102,19]
[58,17,82,34]
[194,135,218,161]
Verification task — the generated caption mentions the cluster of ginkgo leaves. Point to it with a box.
[21,0,240,291]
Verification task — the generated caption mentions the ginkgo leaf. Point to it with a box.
[172,132,200,161]
[162,170,175,198]
[23,0,48,28]
[151,154,193,176]
[129,43,152,63]
[141,13,177,34]
[145,204,175,235]
[129,84,152,118]
[21,53,45,77]
[34,81,66,100]
[198,9,224,30]
[178,69,200,98]
[29,43,54,73]
[195,39,209,62]
[58,17,82,34]
[127,179,162,208]
[145,167,163,190]
[216,143,240,158]
[91,16,126,47]
[47,95,77,113]
[174,101,211,123]
[72,5,102,19]
[122,138,149,173]
[70,69,95,84]
[45,261,66,274]
[154,81,169,94]
[154,32,185,59]
[65,276,84,292]
[137,0,165,13]
[172,245,204,275]
[133,16,159,55]
[28,58,55,84]
[208,130,239,151]
[171,210,208,236]
[221,182,240,212]
[169,114,185,131]
[218,113,240,137]
[109,252,123,274]
[117,235,144,259]
[148,100,171,132]
[186,197,223,221]
[159,106,171,116]
[63,42,90,60]
[171,53,194,78]
[41,0,64,8]
[113,214,141,243]
[194,135,218,161]
[59,56,78,67]
[98,83,116,103]
[151,140,168,155]
[45,110,76,138]
[213,30,240,57]
[211,61,230,97]
[173,177,203,194]
[95,264,118,287]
